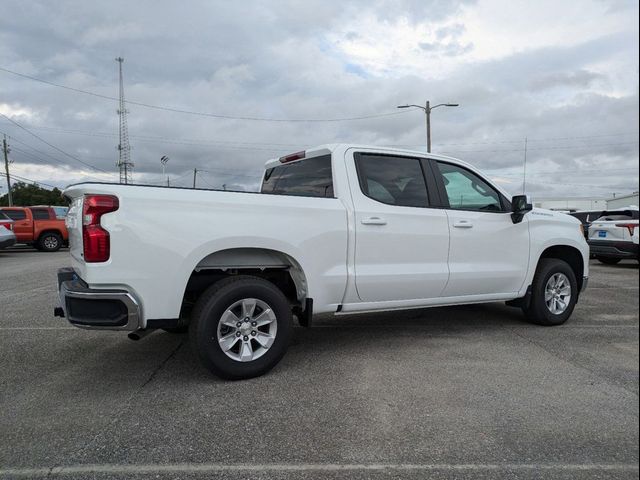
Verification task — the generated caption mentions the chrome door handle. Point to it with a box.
[453,220,473,228]
[361,216,387,226]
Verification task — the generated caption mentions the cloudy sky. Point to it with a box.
[0,0,638,199]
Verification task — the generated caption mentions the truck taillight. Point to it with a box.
[615,223,637,236]
[82,195,119,262]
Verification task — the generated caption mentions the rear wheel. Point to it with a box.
[596,257,621,265]
[189,275,293,380]
[523,258,578,326]
[38,232,62,252]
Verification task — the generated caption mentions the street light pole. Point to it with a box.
[425,100,431,153]
[397,101,459,153]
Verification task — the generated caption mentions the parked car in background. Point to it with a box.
[55,144,589,380]
[0,212,17,249]
[587,207,639,264]
[31,205,70,219]
[0,206,68,252]
[568,210,606,241]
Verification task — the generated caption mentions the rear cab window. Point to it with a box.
[0,209,27,221]
[261,154,334,198]
[30,208,51,220]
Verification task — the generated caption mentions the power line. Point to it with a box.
[0,113,110,173]
[3,122,638,147]
[440,141,639,155]
[0,171,57,189]
[0,66,415,123]
[3,120,638,156]
[0,131,109,182]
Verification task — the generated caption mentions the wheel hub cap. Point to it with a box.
[216,298,277,362]
[545,273,572,315]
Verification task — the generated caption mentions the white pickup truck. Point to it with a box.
[56,144,589,379]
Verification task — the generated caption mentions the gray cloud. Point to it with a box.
[0,0,637,200]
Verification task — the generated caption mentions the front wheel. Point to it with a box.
[523,258,578,326]
[189,276,293,380]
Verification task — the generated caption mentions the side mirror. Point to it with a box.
[511,194,533,224]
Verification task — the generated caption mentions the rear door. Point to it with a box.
[348,151,450,302]
[431,160,530,297]
[0,209,31,242]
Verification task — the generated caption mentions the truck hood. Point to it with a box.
[529,207,581,225]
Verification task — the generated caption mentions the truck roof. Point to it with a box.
[264,144,474,169]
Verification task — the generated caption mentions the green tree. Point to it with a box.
[0,182,68,206]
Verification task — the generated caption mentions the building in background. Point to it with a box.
[533,192,638,212]
[533,196,608,212]
[607,192,639,210]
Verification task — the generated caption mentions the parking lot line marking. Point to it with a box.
[1,462,638,477]
[0,327,77,330]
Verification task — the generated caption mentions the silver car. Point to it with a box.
[0,212,16,249]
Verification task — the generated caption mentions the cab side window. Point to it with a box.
[436,162,504,212]
[355,154,429,208]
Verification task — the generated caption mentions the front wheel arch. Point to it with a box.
[536,245,584,292]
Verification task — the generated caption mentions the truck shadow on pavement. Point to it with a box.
[175,302,536,383]
[51,303,561,386]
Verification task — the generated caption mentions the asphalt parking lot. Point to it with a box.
[0,248,638,479]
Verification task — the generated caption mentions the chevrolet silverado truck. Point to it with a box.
[0,206,68,251]
[55,145,589,379]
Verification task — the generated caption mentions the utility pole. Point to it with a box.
[116,57,134,184]
[425,100,431,153]
[193,168,197,188]
[3,135,12,206]
[160,155,169,187]
[397,101,459,153]
[523,137,528,194]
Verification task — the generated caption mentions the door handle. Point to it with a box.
[453,220,473,228]
[361,216,387,226]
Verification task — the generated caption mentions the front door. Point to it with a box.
[432,161,530,297]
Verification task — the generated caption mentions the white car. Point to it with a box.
[55,145,589,379]
[0,212,16,249]
[588,207,639,264]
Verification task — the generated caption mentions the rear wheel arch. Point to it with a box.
[179,247,309,322]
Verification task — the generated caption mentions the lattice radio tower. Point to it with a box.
[116,57,133,184]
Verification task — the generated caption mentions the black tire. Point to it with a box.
[38,232,62,252]
[596,257,621,265]
[189,275,293,380]
[522,258,578,326]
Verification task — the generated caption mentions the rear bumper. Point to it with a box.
[56,267,141,330]
[588,240,639,259]
[0,236,16,249]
